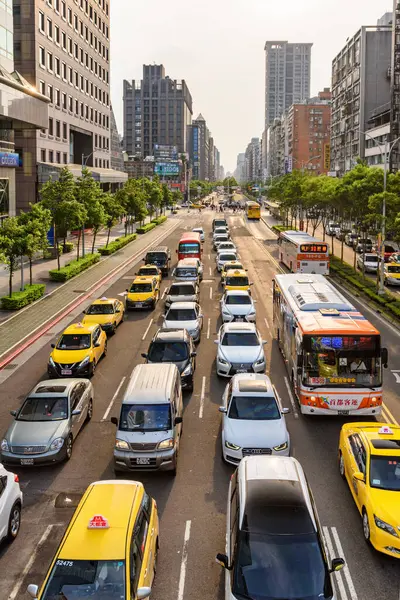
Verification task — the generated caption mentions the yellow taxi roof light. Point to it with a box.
[88,515,110,529]
[378,425,393,435]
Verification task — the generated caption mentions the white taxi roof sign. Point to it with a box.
[378,425,393,435]
[88,515,110,529]
[100,296,108,301]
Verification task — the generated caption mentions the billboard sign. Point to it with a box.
[0,152,20,167]
[153,145,178,160]
[284,155,293,174]
[324,144,331,170]
[154,161,180,176]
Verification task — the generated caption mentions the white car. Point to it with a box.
[0,463,22,544]
[215,322,266,377]
[325,222,341,236]
[219,374,290,464]
[192,227,205,242]
[214,234,230,249]
[220,290,256,323]
[217,241,237,254]
[216,251,239,272]
[213,227,229,239]
[163,301,203,342]
[356,253,379,273]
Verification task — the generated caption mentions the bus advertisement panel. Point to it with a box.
[278,231,329,274]
[272,273,388,416]
[177,232,202,260]
[246,201,261,220]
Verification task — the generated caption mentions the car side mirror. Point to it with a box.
[174,416,183,425]
[27,584,39,599]
[218,406,227,413]
[281,407,290,414]
[262,340,267,345]
[141,353,148,359]
[381,347,388,368]
[94,342,101,347]
[190,351,197,357]
[175,249,178,253]
[10,410,17,417]
[82,309,86,314]
[329,558,345,574]
[51,343,55,348]
[111,417,118,426]
[353,471,365,482]
[214,340,219,344]
[215,553,231,570]
[137,587,152,600]
[250,282,254,286]
[125,289,129,293]
[71,409,82,416]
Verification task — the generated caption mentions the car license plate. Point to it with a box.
[236,369,247,373]
[21,458,34,465]
[236,318,244,322]
[337,410,349,416]
[135,303,143,307]
[61,369,72,375]
[136,457,150,465]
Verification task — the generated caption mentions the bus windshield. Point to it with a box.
[179,242,200,254]
[303,335,381,387]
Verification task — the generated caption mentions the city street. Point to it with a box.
[0,206,400,600]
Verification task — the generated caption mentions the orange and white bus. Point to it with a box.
[273,273,388,416]
[278,230,329,274]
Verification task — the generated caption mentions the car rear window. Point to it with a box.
[170,284,195,295]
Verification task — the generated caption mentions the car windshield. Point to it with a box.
[193,229,203,234]
[221,332,259,346]
[57,333,91,350]
[130,283,152,293]
[234,531,331,600]
[140,268,158,275]
[223,264,242,272]
[148,341,189,362]
[166,308,197,321]
[330,223,339,228]
[175,268,197,278]
[364,255,378,263]
[41,559,125,600]
[17,397,68,421]
[303,335,381,387]
[179,242,200,254]
[228,396,280,420]
[226,276,249,287]
[370,455,400,491]
[220,254,237,262]
[214,221,227,228]
[119,403,171,431]
[219,243,234,249]
[146,252,166,263]
[169,284,195,296]
[387,265,400,274]
[225,295,251,305]
[86,304,114,315]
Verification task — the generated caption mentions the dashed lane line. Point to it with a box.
[102,376,126,421]
[142,318,153,341]
[177,520,192,600]
[284,376,299,419]
[199,376,206,419]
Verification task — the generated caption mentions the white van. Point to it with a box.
[112,363,183,475]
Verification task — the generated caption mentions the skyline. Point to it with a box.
[111,0,391,172]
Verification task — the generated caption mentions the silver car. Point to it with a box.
[0,379,93,466]
[221,290,257,323]
[215,322,267,377]
[164,281,199,311]
[217,251,239,272]
[163,301,203,342]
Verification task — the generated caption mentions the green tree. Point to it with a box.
[161,184,172,214]
[19,203,52,285]
[102,192,124,247]
[75,168,103,256]
[0,217,26,297]
[122,179,148,233]
[172,189,183,207]
[147,180,162,219]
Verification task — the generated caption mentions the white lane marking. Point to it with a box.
[208,253,210,260]
[7,524,58,600]
[102,376,126,421]
[209,287,213,300]
[323,526,349,600]
[207,318,211,339]
[142,318,153,341]
[177,520,192,600]
[382,403,399,426]
[264,317,270,330]
[209,266,212,276]
[284,376,299,419]
[161,288,167,299]
[199,376,206,418]
[331,526,359,600]
[391,370,400,384]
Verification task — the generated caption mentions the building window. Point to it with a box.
[68,37,72,54]
[39,80,45,95]
[48,117,54,136]
[63,122,67,139]
[39,11,45,32]
[63,152,67,164]
[41,149,46,162]
[56,152,61,163]
[49,150,54,163]
[47,18,52,39]
[47,84,53,103]
[62,61,67,79]
[54,25,60,44]
[74,14,78,30]
[67,7,72,25]
[74,43,78,59]
[69,67,73,84]
[55,57,60,76]
[69,95,73,111]
[55,89,60,107]
[39,46,45,67]
[47,52,53,71]
[55,0,60,12]
[62,92,67,109]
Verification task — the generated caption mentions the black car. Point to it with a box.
[143,246,171,276]
[142,329,196,391]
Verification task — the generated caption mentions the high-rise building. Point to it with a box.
[234,153,246,182]
[110,105,124,171]
[264,41,312,129]
[391,1,400,172]
[244,137,261,181]
[189,114,209,180]
[330,18,392,175]
[13,0,122,212]
[0,0,48,216]
[123,64,193,159]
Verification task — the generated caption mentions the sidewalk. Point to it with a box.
[0,215,154,299]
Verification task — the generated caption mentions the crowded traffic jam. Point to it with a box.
[0,198,399,600]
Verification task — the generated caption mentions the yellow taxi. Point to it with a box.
[126,276,160,310]
[189,202,203,209]
[48,322,107,378]
[383,263,400,286]
[223,269,253,293]
[338,422,400,558]
[82,297,125,335]
[137,264,162,284]
[26,479,159,600]
[220,260,245,282]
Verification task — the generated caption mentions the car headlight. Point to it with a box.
[1,438,9,452]
[225,440,241,450]
[222,308,231,315]
[182,363,192,376]
[103,322,113,326]
[374,515,399,537]
[158,438,174,449]
[79,356,90,368]
[48,356,56,367]
[50,437,64,451]
[115,439,130,451]
[218,355,229,365]
[248,309,256,315]
[254,357,265,366]
[273,441,288,452]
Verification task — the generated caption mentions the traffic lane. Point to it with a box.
[232,219,398,600]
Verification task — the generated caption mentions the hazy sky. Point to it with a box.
[111,1,391,172]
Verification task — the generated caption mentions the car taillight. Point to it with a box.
[14,474,19,483]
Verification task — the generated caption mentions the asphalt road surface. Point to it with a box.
[1,205,400,600]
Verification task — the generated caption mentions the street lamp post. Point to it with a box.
[81,152,94,258]
[358,130,400,294]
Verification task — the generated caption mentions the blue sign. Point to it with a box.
[0,152,19,167]
[154,162,180,176]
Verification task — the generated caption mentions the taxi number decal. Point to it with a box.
[56,560,74,567]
